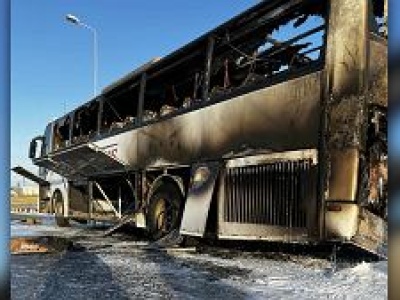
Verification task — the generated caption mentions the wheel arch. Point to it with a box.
[146,174,185,205]
[51,188,70,226]
[49,179,69,215]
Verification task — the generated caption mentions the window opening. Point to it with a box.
[53,115,72,150]
[72,100,99,144]
[101,82,140,133]
[143,48,206,122]
[209,1,326,98]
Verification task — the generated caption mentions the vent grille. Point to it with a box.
[224,159,313,228]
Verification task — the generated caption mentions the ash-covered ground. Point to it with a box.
[11,221,387,299]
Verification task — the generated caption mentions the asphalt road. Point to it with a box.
[11,222,387,299]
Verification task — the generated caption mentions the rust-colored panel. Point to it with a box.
[327,148,359,201]
[352,207,387,256]
[368,36,387,107]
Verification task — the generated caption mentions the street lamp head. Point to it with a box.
[66,14,80,25]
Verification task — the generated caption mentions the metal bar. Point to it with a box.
[256,165,260,224]
[137,73,146,126]
[118,185,122,218]
[231,168,234,222]
[300,46,323,56]
[281,162,284,226]
[236,168,244,222]
[264,164,268,224]
[273,163,277,226]
[302,161,305,226]
[279,162,282,226]
[304,160,310,227]
[146,49,204,81]
[238,167,242,223]
[225,168,230,222]
[278,162,283,226]
[135,172,140,211]
[97,97,103,135]
[245,167,249,223]
[287,161,290,228]
[229,168,233,222]
[88,181,93,223]
[294,161,298,227]
[231,168,235,222]
[252,166,256,223]
[267,164,271,225]
[271,163,275,225]
[263,25,325,58]
[203,36,215,101]
[261,165,266,224]
[93,181,119,216]
[284,161,288,227]
[289,161,293,229]
[279,163,282,226]
[283,161,287,227]
[228,168,232,222]
[250,166,254,223]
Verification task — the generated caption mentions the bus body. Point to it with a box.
[18,0,387,256]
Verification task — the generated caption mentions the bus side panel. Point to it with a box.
[136,71,323,169]
[94,129,138,167]
[201,72,322,158]
[137,108,204,168]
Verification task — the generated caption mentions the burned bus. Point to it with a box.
[15,0,387,255]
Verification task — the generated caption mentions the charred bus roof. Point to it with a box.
[89,0,385,103]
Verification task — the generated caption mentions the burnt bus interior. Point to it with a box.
[101,81,140,133]
[50,0,327,151]
[143,45,207,122]
[365,0,387,219]
[365,105,387,219]
[208,2,325,99]
[72,100,99,142]
[53,115,71,150]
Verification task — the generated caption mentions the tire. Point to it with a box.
[52,191,70,227]
[146,184,183,241]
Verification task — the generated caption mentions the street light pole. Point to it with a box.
[66,14,98,97]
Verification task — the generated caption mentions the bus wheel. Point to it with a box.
[52,191,69,227]
[146,184,183,241]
